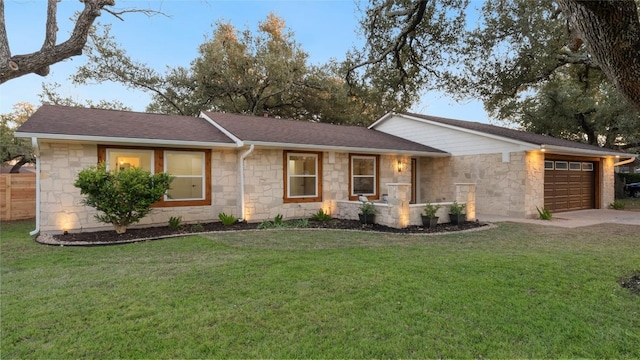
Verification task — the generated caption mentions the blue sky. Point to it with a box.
[1,0,491,123]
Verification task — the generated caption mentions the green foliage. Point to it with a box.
[3,220,640,358]
[423,202,441,217]
[618,173,640,184]
[609,201,626,210]
[359,201,377,215]
[536,207,552,220]
[274,214,284,226]
[74,163,173,233]
[190,222,204,232]
[448,201,466,215]
[1,103,36,172]
[257,216,309,229]
[311,209,332,222]
[218,212,238,226]
[168,216,183,229]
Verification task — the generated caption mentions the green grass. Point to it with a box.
[617,197,640,211]
[2,220,639,358]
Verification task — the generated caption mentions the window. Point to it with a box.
[554,161,568,170]
[106,149,153,172]
[165,151,205,201]
[569,162,582,171]
[544,160,554,170]
[98,145,211,207]
[582,162,593,171]
[349,154,379,200]
[284,151,322,203]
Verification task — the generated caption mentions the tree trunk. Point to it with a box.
[557,0,640,112]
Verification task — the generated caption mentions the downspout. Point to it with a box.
[30,137,41,236]
[239,144,255,221]
[613,156,636,167]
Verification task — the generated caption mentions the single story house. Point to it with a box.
[16,105,634,234]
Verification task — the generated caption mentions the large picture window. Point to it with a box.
[98,145,211,207]
[349,154,379,201]
[284,151,322,203]
[164,151,205,201]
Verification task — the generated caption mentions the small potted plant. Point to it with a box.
[448,201,466,225]
[421,202,441,229]
[358,201,377,224]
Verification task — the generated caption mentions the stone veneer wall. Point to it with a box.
[241,150,409,222]
[601,157,615,208]
[38,141,228,233]
[420,151,544,218]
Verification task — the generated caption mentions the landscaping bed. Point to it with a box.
[45,218,487,245]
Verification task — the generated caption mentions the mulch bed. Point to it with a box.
[41,218,488,246]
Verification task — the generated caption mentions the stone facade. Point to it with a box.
[601,157,615,207]
[420,151,544,218]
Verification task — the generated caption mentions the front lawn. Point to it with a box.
[1,220,639,358]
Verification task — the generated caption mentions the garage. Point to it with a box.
[544,158,596,212]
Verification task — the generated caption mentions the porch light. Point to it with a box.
[397,160,404,172]
[540,144,546,153]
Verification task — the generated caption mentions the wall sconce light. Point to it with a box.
[397,160,404,172]
[540,144,546,153]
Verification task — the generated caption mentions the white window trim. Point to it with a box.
[164,150,206,201]
[287,152,319,199]
[351,155,377,197]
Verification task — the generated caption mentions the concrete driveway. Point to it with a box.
[478,209,640,228]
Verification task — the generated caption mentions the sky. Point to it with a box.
[1,0,491,123]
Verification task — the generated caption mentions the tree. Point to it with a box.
[69,14,407,124]
[74,163,173,234]
[39,82,132,111]
[351,0,640,147]
[0,0,162,84]
[1,102,36,173]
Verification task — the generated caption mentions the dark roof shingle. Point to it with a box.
[203,111,446,154]
[17,105,235,144]
[401,112,629,154]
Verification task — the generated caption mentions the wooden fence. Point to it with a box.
[0,174,36,221]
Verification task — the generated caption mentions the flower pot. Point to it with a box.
[358,213,376,224]
[421,215,439,229]
[449,213,466,225]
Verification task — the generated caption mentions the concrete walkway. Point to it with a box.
[478,209,640,228]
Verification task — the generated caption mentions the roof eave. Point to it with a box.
[245,141,450,156]
[542,144,633,158]
[15,132,237,148]
[199,112,244,146]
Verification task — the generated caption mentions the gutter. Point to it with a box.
[613,155,637,167]
[239,144,255,221]
[30,137,40,236]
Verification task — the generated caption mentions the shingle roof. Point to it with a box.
[400,112,630,155]
[17,105,235,144]
[203,111,446,154]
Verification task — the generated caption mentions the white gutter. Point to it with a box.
[542,144,632,158]
[14,132,235,149]
[243,141,450,157]
[613,155,637,167]
[199,112,244,146]
[30,137,40,236]
[239,144,255,221]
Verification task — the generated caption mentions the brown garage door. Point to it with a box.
[544,160,595,212]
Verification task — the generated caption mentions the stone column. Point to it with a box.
[455,183,476,221]
[386,183,411,228]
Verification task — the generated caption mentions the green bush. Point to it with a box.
[536,207,552,220]
[617,173,640,183]
[74,163,173,234]
[218,212,238,226]
[311,209,332,222]
[168,216,183,229]
[609,201,626,210]
[448,201,466,215]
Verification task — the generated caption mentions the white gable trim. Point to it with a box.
[370,112,538,149]
[199,112,244,146]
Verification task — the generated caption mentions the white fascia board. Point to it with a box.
[367,111,396,129]
[246,141,450,157]
[543,145,633,158]
[199,112,244,146]
[15,132,237,149]
[380,113,539,149]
